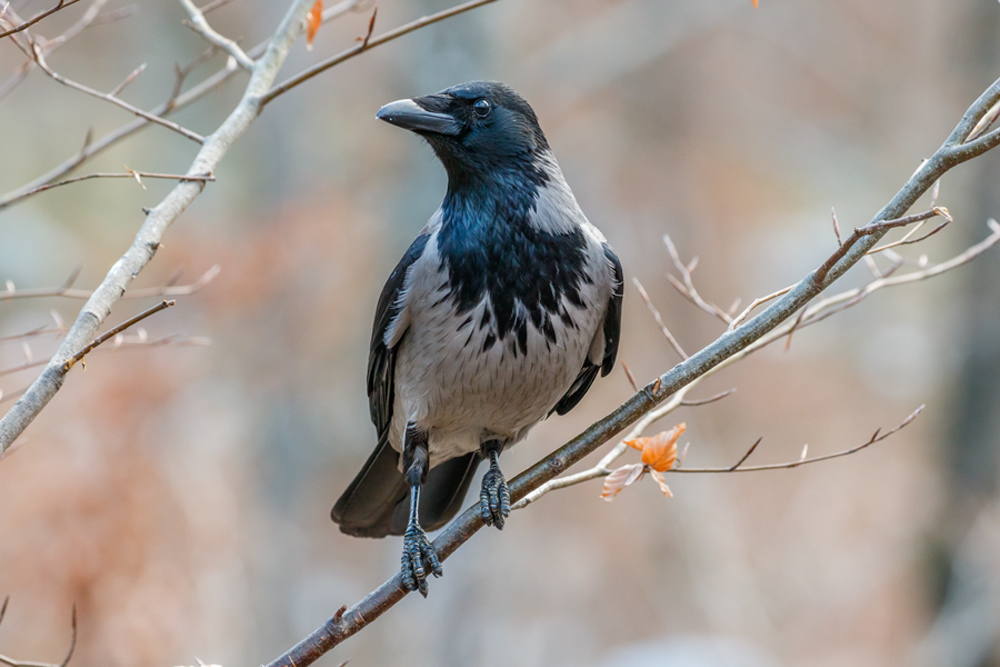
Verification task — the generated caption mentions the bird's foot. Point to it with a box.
[480,461,510,529]
[401,523,442,597]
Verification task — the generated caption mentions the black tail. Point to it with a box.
[331,438,481,537]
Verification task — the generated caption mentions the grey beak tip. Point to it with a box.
[375,97,461,136]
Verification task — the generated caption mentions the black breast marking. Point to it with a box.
[437,177,591,349]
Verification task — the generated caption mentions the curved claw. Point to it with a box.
[401,524,442,597]
[480,465,510,529]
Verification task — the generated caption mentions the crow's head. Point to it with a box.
[376,81,549,187]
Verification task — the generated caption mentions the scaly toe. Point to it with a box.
[401,525,441,597]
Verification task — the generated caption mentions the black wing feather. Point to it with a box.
[332,233,431,536]
[552,243,623,416]
[367,233,431,439]
[600,243,623,376]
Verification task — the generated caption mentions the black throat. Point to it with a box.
[436,159,592,355]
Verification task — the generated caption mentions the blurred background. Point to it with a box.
[1,0,999,665]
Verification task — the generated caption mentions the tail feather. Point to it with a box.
[331,437,408,537]
[332,439,482,538]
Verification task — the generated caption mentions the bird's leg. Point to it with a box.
[480,439,510,529]
[400,423,442,597]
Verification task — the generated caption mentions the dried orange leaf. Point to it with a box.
[624,423,685,472]
[651,471,673,498]
[306,0,323,50]
[601,463,645,501]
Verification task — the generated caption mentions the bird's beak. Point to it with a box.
[376,98,462,136]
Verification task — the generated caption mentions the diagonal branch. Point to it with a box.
[61,299,175,372]
[0,0,82,40]
[632,277,687,359]
[260,0,499,106]
[0,0,110,102]
[18,38,205,143]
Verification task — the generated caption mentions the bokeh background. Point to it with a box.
[2,1,1000,665]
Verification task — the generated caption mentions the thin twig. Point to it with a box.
[179,0,254,70]
[1,334,210,382]
[868,207,953,254]
[662,233,732,325]
[0,328,64,344]
[0,603,76,667]
[1,171,214,208]
[1,265,220,301]
[796,219,1000,331]
[967,99,1000,142]
[198,0,239,14]
[632,277,687,359]
[0,0,82,40]
[673,406,924,473]
[62,300,175,372]
[19,39,205,143]
[261,0,499,105]
[813,207,947,284]
[620,361,639,393]
[728,437,762,470]
[727,283,795,331]
[107,62,146,97]
[0,0,109,101]
[679,388,736,407]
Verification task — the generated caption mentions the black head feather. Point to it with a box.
[378,81,550,189]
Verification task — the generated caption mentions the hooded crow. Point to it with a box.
[331,81,623,596]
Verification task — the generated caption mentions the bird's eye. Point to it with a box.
[472,99,491,118]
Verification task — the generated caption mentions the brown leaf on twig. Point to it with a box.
[601,463,645,501]
[306,0,323,50]
[651,471,673,497]
[624,423,685,472]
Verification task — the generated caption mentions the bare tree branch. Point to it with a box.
[0,171,214,208]
[0,0,110,101]
[1,265,220,301]
[260,0,499,105]
[14,36,206,143]
[179,0,254,70]
[672,405,924,473]
[0,0,82,40]
[61,299,175,372]
[107,62,146,97]
[632,277,687,359]
[662,233,733,324]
